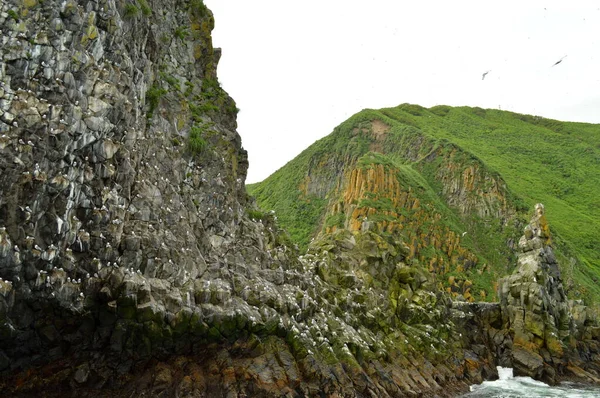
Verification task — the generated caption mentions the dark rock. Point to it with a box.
[512,346,544,377]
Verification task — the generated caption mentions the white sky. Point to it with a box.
[204,0,600,183]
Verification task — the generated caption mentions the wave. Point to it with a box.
[463,367,600,397]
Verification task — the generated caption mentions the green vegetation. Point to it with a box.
[186,78,229,119]
[189,0,209,17]
[174,26,189,40]
[325,213,346,229]
[7,9,19,21]
[187,124,207,154]
[250,104,600,303]
[379,104,600,299]
[357,152,395,169]
[201,78,222,100]
[123,4,140,19]
[145,85,167,119]
[184,81,195,97]
[160,72,181,91]
[226,101,240,116]
[248,164,326,250]
[137,0,152,16]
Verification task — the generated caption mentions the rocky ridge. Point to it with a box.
[250,115,523,301]
[496,203,600,383]
[0,1,599,397]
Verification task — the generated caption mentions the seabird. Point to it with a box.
[481,70,491,80]
[552,55,567,67]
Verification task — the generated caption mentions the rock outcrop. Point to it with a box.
[496,204,600,383]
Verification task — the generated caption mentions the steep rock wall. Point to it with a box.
[0,0,305,392]
[0,2,498,396]
[326,162,480,300]
[495,204,600,383]
[429,147,516,223]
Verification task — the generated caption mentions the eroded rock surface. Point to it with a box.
[0,1,489,396]
[0,1,599,397]
[496,204,600,383]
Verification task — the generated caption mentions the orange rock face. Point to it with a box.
[323,162,480,300]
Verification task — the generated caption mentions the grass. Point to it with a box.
[7,9,19,21]
[325,213,346,229]
[123,4,140,19]
[160,72,181,91]
[187,124,207,154]
[190,0,209,17]
[249,104,600,303]
[174,26,189,40]
[137,0,152,16]
[379,104,600,300]
[145,85,167,119]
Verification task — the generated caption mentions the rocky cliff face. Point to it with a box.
[0,1,493,396]
[326,159,481,300]
[1,1,600,397]
[495,204,600,383]
[252,115,522,302]
[0,0,307,394]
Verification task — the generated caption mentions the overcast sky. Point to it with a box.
[204,0,600,183]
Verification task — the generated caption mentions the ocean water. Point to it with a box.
[462,367,600,397]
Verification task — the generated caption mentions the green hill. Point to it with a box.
[248,104,600,303]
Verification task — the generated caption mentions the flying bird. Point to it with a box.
[481,70,491,80]
[552,55,567,67]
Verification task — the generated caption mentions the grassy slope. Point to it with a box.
[247,110,383,249]
[381,104,600,299]
[249,104,600,302]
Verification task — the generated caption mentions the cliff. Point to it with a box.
[1,1,600,397]
[495,204,600,383]
[250,105,600,303]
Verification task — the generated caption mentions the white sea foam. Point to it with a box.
[465,367,600,397]
[497,366,513,380]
